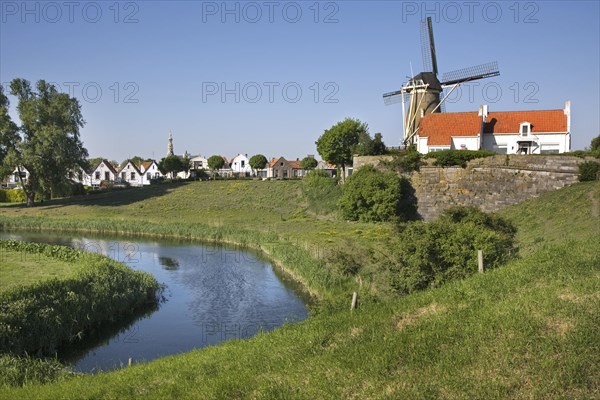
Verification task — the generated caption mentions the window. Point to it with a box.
[121,172,126,180]
[147,173,151,180]
[104,171,110,181]
[520,122,531,136]
[131,172,136,180]
[241,160,245,168]
[540,144,560,154]
[95,171,100,180]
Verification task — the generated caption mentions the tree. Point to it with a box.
[158,155,185,179]
[87,157,103,171]
[0,86,19,177]
[338,165,403,222]
[249,154,267,176]
[207,155,225,178]
[316,118,366,182]
[2,79,88,206]
[354,131,387,156]
[300,156,318,170]
[372,133,387,155]
[591,134,600,151]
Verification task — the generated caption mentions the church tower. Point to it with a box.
[167,132,174,156]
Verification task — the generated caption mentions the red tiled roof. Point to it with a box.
[269,157,283,168]
[141,161,153,171]
[420,112,481,146]
[483,110,567,134]
[288,161,302,169]
[420,109,568,146]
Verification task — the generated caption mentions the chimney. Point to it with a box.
[478,104,489,120]
[564,100,571,138]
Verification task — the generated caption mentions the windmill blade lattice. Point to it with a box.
[441,62,500,86]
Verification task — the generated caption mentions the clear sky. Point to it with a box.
[1,0,599,161]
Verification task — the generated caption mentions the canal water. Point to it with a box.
[0,232,309,373]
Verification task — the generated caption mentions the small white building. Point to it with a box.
[230,154,253,176]
[90,159,118,187]
[140,160,163,184]
[416,101,571,155]
[119,160,144,187]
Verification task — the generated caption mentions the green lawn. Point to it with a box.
[0,180,598,398]
[0,250,78,292]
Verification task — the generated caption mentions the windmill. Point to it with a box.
[383,17,500,146]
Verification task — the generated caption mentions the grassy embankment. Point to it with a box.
[0,249,77,292]
[0,180,598,398]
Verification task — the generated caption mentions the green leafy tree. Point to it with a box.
[338,165,403,222]
[2,79,88,206]
[372,133,387,155]
[87,157,103,171]
[591,135,600,151]
[249,154,267,176]
[353,131,387,157]
[300,156,318,170]
[316,118,366,182]
[207,155,225,178]
[158,155,185,179]
[0,86,19,177]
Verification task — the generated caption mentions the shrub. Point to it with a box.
[385,207,517,295]
[338,165,403,222]
[382,146,422,173]
[425,150,496,167]
[325,249,361,277]
[578,161,600,182]
[2,189,27,203]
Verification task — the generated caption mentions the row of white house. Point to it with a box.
[6,154,337,189]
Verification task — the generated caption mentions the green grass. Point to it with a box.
[0,250,77,292]
[0,180,598,398]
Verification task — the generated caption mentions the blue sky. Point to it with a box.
[1,1,599,161]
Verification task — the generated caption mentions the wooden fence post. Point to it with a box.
[351,292,358,311]
[478,250,484,273]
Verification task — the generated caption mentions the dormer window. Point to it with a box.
[520,122,531,136]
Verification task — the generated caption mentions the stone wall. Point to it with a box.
[353,154,591,221]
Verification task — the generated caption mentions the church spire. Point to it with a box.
[167,131,174,156]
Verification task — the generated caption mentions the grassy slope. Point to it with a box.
[0,181,391,300]
[0,181,598,398]
[0,250,78,292]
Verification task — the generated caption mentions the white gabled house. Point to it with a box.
[230,153,253,176]
[140,160,163,184]
[119,160,144,187]
[68,166,92,186]
[415,101,572,155]
[90,159,118,187]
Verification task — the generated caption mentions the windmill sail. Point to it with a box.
[420,17,438,75]
[441,62,500,86]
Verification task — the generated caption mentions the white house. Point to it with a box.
[7,167,29,187]
[90,159,118,187]
[140,160,163,185]
[229,154,253,176]
[416,101,571,155]
[69,166,92,186]
[119,160,144,187]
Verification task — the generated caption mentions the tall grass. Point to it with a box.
[0,240,160,356]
